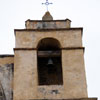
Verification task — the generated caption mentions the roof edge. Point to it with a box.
[14,28,83,32]
[25,19,71,22]
[0,55,14,58]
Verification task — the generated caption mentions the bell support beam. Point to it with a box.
[38,51,61,57]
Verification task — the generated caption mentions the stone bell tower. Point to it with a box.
[13,12,97,100]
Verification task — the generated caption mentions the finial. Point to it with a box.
[42,0,53,11]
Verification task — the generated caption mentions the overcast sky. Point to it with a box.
[0,0,100,99]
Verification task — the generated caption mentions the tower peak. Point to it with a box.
[42,11,53,20]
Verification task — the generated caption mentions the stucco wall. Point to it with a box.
[25,20,71,29]
[62,49,88,98]
[15,29,82,48]
[14,51,38,100]
[14,49,88,100]
[13,27,88,100]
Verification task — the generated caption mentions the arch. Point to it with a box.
[37,38,63,85]
[37,38,61,50]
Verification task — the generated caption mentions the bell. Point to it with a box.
[47,58,54,65]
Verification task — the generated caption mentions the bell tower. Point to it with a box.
[13,12,97,100]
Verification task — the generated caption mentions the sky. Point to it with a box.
[0,0,100,99]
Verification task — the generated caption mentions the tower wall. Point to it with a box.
[14,28,88,100]
[25,19,71,29]
[15,29,82,48]
[62,49,87,98]
[14,50,38,100]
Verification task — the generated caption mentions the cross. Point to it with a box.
[42,0,53,11]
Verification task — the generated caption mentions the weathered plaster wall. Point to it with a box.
[37,85,64,99]
[15,29,82,48]
[25,20,71,29]
[0,56,14,100]
[14,27,88,100]
[62,49,88,98]
[14,51,38,100]
[14,49,88,100]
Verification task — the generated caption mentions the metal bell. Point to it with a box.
[47,58,53,65]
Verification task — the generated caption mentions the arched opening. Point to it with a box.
[37,38,63,85]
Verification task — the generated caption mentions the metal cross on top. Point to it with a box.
[42,0,53,11]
